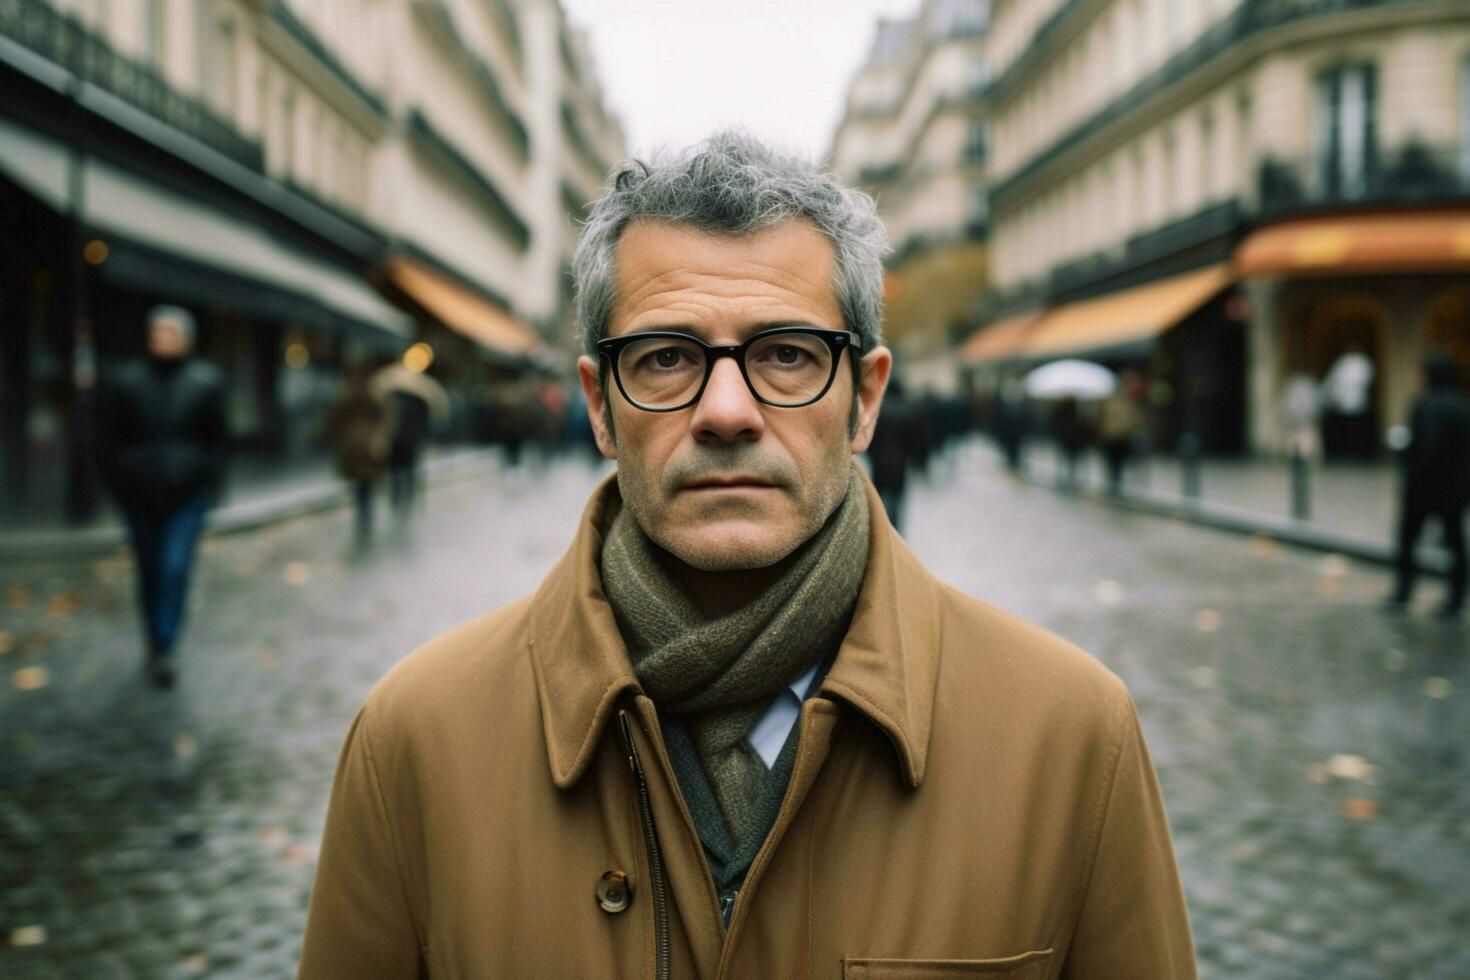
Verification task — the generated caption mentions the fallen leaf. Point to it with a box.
[45,593,79,617]
[1194,609,1222,633]
[282,562,312,586]
[8,925,46,947]
[12,667,49,691]
[1249,930,1293,954]
[20,630,55,655]
[174,733,198,759]
[92,557,132,583]
[1425,677,1454,700]
[1226,839,1263,862]
[1337,797,1379,820]
[1324,754,1376,783]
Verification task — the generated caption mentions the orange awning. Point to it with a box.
[386,257,541,355]
[959,311,1043,365]
[1237,210,1470,278]
[1020,263,1233,359]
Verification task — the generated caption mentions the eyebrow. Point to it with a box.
[618,322,827,340]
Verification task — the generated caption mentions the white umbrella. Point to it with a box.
[1024,359,1117,400]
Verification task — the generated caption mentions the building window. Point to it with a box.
[1161,131,1176,220]
[280,88,296,178]
[1316,64,1378,200]
[1460,56,1470,181]
[965,120,987,162]
[211,16,237,115]
[1200,110,1216,203]
[142,0,166,67]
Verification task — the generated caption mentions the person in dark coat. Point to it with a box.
[1388,352,1470,618]
[98,306,228,688]
[1051,396,1088,490]
[325,367,395,550]
[866,378,926,532]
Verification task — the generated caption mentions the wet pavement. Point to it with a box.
[2,445,1467,978]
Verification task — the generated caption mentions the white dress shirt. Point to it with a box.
[747,663,820,768]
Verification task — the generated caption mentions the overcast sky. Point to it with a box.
[559,0,916,163]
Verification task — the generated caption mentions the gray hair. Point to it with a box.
[572,131,887,358]
[146,304,197,343]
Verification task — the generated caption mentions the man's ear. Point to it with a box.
[577,355,618,459]
[849,346,893,454]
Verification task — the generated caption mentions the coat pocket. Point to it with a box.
[843,949,1054,979]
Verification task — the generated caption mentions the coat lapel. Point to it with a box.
[528,473,943,791]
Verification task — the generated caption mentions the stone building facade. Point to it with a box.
[0,0,624,521]
[829,0,990,394]
[971,0,1470,456]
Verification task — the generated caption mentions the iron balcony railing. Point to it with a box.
[1257,142,1470,215]
[0,0,262,171]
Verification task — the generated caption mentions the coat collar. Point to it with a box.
[527,472,941,790]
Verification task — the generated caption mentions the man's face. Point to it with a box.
[148,320,191,360]
[577,219,891,572]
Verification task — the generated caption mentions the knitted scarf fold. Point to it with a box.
[601,468,869,848]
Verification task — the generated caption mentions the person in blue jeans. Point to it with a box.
[98,306,228,688]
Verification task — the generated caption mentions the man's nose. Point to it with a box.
[690,357,764,443]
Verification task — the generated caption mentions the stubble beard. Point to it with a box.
[615,442,852,572]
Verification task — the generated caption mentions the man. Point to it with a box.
[1388,352,1470,618]
[98,306,228,688]
[300,133,1195,978]
[324,364,395,551]
[865,377,925,532]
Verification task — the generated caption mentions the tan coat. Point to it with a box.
[300,478,1195,979]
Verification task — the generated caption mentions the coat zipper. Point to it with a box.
[618,710,671,980]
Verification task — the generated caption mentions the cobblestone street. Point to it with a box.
[2,446,1467,979]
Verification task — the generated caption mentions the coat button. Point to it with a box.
[596,870,633,913]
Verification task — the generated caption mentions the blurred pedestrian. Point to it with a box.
[991,375,1030,473]
[302,133,1194,978]
[326,366,394,551]
[97,306,228,689]
[1321,343,1375,459]
[372,362,448,525]
[1051,395,1088,489]
[1387,353,1470,619]
[1097,371,1144,495]
[1281,370,1322,461]
[866,377,925,532]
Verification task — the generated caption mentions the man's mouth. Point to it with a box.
[683,476,778,490]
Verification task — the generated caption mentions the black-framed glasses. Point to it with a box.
[597,327,860,412]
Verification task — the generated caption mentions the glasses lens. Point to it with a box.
[617,336,706,408]
[745,332,834,405]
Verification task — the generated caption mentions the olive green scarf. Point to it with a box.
[600,470,869,851]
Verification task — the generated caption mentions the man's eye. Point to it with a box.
[653,349,687,368]
[769,345,808,365]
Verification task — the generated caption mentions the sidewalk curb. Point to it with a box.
[1018,470,1449,576]
[0,450,502,562]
